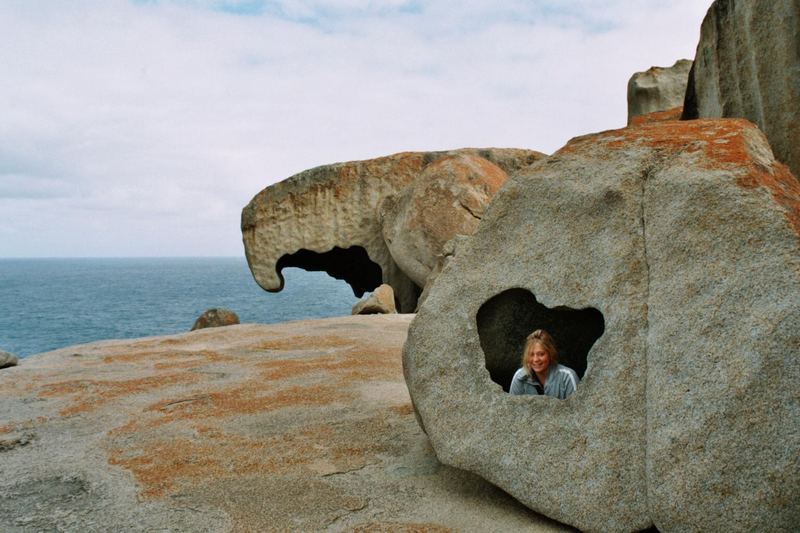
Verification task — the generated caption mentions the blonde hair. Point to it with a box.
[520,329,558,375]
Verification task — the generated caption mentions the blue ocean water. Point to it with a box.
[0,257,359,358]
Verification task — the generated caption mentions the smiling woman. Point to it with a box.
[508,329,580,399]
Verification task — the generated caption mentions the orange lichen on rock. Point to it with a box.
[630,106,684,126]
[39,373,202,416]
[737,163,800,239]
[351,523,453,533]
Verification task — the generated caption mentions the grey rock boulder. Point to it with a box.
[191,308,240,331]
[403,117,800,532]
[682,0,800,180]
[627,59,692,124]
[0,350,18,369]
[352,284,397,315]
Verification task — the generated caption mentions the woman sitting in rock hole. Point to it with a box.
[509,329,578,399]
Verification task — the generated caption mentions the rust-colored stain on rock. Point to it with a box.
[39,373,202,416]
[351,523,453,533]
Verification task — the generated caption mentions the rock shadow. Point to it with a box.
[276,246,383,298]
[476,288,605,392]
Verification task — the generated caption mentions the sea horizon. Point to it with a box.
[0,257,359,358]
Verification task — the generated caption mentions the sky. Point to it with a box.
[0,0,710,258]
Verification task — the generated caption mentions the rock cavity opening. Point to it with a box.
[276,246,382,298]
[476,288,605,392]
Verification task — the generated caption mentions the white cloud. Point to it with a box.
[0,0,709,257]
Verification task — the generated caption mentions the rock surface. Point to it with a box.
[241,148,545,313]
[379,154,509,288]
[0,350,17,369]
[682,0,800,180]
[627,59,692,124]
[351,284,396,315]
[403,118,800,532]
[190,308,240,331]
[0,316,568,532]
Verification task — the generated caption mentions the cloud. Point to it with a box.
[0,0,709,257]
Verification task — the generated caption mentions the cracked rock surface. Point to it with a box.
[403,117,800,532]
[1,315,569,532]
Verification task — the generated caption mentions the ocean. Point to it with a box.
[0,257,359,358]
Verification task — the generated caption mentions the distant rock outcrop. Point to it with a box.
[352,284,396,315]
[682,0,800,180]
[627,59,692,124]
[241,148,545,313]
[190,308,240,331]
[0,350,18,369]
[404,118,800,532]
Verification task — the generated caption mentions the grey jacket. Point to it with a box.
[509,364,579,399]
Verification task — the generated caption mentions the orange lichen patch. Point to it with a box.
[143,382,352,424]
[106,417,386,499]
[0,423,16,434]
[630,106,684,126]
[390,404,414,416]
[257,348,399,381]
[253,335,355,352]
[351,523,452,533]
[103,349,235,366]
[39,373,202,416]
[737,162,800,239]
[560,118,762,171]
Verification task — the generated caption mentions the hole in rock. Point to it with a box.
[276,246,383,298]
[476,288,605,392]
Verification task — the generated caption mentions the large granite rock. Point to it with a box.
[379,154,508,290]
[627,59,692,124]
[683,0,800,180]
[241,148,545,313]
[403,118,800,532]
[0,316,568,531]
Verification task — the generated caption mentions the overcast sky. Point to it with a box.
[0,0,709,258]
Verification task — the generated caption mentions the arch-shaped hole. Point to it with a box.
[476,288,605,392]
[276,246,382,298]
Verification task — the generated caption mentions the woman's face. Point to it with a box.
[527,342,551,375]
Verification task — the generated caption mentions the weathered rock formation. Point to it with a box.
[380,154,509,289]
[0,350,17,369]
[0,316,568,531]
[403,118,800,532]
[627,59,692,124]
[190,308,240,331]
[351,283,397,315]
[241,148,545,313]
[683,0,800,180]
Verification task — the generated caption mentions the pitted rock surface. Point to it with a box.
[241,148,545,312]
[403,118,800,532]
[627,59,692,124]
[683,0,800,180]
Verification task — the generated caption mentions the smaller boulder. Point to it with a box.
[0,350,18,369]
[191,308,240,331]
[627,59,692,124]
[352,284,397,315]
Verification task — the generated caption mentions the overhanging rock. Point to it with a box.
[403,118,800,532]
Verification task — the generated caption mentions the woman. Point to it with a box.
[509,329,579,399]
